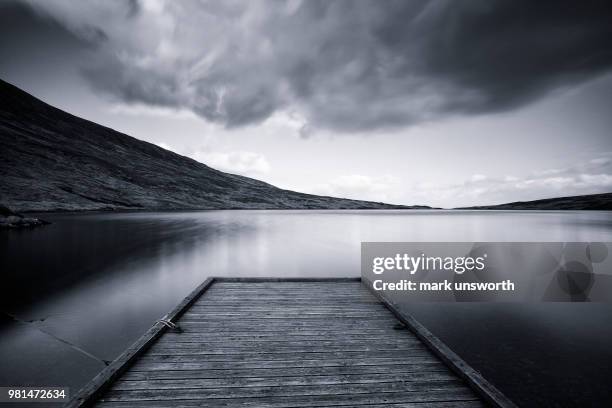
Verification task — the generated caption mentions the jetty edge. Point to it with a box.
[66,277,516,408]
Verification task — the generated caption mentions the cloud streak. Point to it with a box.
[192,150,271,177]
[18,0,612,132]
[407,155,612,207]
[310,174,402,203]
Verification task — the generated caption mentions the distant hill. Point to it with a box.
[460,192,612,211]
[0,79,429,212]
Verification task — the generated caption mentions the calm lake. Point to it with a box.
[1,210,612,407]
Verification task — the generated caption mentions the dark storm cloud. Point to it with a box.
[11,0,612,131]
[402,1,612,113]
[0,1,90,69]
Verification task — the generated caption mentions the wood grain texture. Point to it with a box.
[66,278,500,407]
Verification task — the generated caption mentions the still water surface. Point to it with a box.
[1,210,612,407]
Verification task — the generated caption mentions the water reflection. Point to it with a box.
[1,210,611,407]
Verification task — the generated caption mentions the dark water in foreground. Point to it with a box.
[1,210,612,407]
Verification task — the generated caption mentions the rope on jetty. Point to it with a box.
[157,319,182,332]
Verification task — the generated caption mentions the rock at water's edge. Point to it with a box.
[0,205,50,229]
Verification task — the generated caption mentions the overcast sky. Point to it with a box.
[1,0,612,207]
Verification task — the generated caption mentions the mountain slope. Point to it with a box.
[0,79,426,212]
[460,192,612,210]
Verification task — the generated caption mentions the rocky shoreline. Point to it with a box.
[0,205,50,229]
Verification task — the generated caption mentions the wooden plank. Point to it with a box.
[213,277,361,282]
[159,330,405,338]
[202,294,375,298]
[95,388,480,407]
[101,380,466,400]
[205,287,366,292]
[199,289,371,294]
[96,400,484,408]
[119,362,450,380]
[148,342,425,352]
[66,278,217,408]
[214,280,362,284]
[192,304,383,308]
[206,292,371,295]
[205,290,368,294]
[151,337,421,347]
[184,307,390,313]
[128,356,440,371]
[152,344,421,351]
[193,297,380,302]
[182,310,393,316]
[192,296,378,300]
[165,320,398,327]
[196,306,383,310]
[157,329,405,337]
[158,323,406,332]
[136,349,439,362]
[113,371,457,389]
[213,284,364,288]
[180,313,395,319]
[211,285,363,288]
[155,337,415,345]
[175,317,394,322]
[192,300,381,304]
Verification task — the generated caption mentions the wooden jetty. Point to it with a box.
[67,278,516,408]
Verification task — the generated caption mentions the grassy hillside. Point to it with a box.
[0,79,427,212]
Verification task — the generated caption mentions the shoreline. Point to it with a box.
[0,206,50,229]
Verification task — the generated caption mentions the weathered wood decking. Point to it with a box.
[68,278,515,408]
